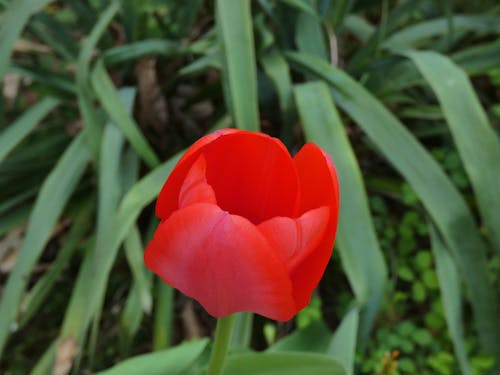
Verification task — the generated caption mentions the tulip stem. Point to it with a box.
[206,315,236,375]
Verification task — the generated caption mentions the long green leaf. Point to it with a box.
[0,0,54,80]
[407,50,500,255]
[383,15,500,51]
[60,154,181,348]
[327,307,359,375]
[286,51,500,359]
[103,39,182,65]
[261,49,295,145]
[0,97,58,163]
[430,225,473,375]
[295,82,386,342]
[216,0,259,131]
[224,352,347,375]
[76,0,120,160]
[0,133,89,357]
[87,121,126,360]
[96,339,209,375]
[19,204,93,327]
[124,226,152,313]
[230,312,254,349]
[91,62,160,168]
[267,321,331,353]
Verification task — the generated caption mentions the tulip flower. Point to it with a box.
[144,128,339,322]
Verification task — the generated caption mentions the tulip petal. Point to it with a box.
[144,203,296,321]
[156,128,239,220]
[201,132,299,224]
[291,143,340,309]
[178,155,217,208]
[258,206,329,272]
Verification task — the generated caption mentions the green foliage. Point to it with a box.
[1,0,500,374]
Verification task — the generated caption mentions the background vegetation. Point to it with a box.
[1,0,499,374]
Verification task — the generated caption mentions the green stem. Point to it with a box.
[207,315,236,375]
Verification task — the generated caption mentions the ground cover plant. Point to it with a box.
[0,0,499,374]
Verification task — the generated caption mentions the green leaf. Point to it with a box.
[19,204,93,327]
[430,225,473,375]
[296,11,328,61]
[76,0,120,160]
[407,50,500,255]
[383,15,500,51]
[0,134,89,357]
[286,50,500,360]
[261,49,295,144]
[216,0,259,131]
[294,81,386,342]
[103,39,182,65]
[91,64,160,168]
[86,121,126,357]
[96,339,209,375]
[61,153,181,344]
[230,312,254,349]
[0,0,54,80]
[224,352,347,375]
[124,226,152,313]
[277,0,318,18]
[328,307,359,375]
[0,97,58,163]
[268,320,331,353]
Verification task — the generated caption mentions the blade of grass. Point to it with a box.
[261,49,295,146]
[18,204,93,327]
[76,0,120,160]
[407,50,500,256]
[327,307,359,375]
[286,51,500,360]
[277,0,318,18]
[121,281,150,348]
[124,226,152,314]
[91,63,160,168]
[95,339,209,375]
[0,97,58,163]
[0,0,54,80]
[103,39,182,65]
[54,154,181,367]
[296,11,328,61]
[230,312,254,349]
[0,133,89,357]
[216,0,259,131]
[295,81,387,343]
[87,121,125,364]
[10,65,76,94]
[382,15,500,51]
[429,224,473,375]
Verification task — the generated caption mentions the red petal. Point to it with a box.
[202,132,299,224]
[156,128,239,220]
[290,143,340,309]
[258,206,330,272]
[144,203,297,321]
[178,155,217,208]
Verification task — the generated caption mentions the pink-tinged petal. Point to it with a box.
[291,143,340,310]
[178,155,217,208]
[156,128,239,220]
[202,132,299,224]
[257,206,330,272]
[144,203,297,321]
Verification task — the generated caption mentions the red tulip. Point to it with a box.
[144,129,339,321]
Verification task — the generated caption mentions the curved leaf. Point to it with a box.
[407,50,500,255]
[286,51,500,359]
